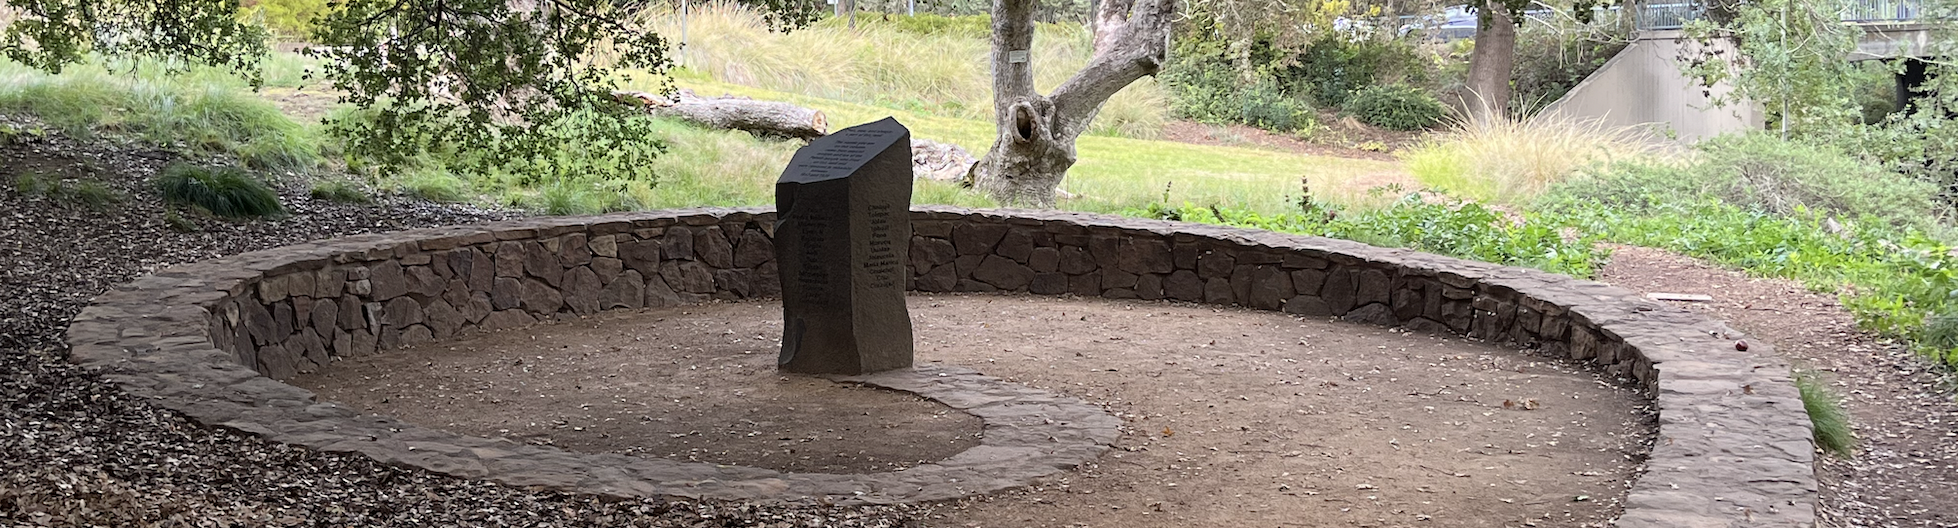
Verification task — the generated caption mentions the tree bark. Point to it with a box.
[617,89,829,140]
[1461,1,1517,123]
[968,0,1175,207]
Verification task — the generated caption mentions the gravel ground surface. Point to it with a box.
[0,129,919,527]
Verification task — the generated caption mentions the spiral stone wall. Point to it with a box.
[66,206,1817,525]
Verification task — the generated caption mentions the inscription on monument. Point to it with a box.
[774,117,915,375]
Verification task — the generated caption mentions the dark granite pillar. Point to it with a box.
[774,117,915,375]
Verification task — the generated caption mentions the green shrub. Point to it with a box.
[241,0,331,39]
[1162,40,1244,124]
[0,60,322,170]
[1343,84,1446,131]
[869,13,993,38]
[155,163,285,218]
[309,179,371,204]
[399,168,473,203]
[1238,79,1315,132]
[1163,41,1316,133]
[1126,196,1604,278]
[73,180,121,209]
[1796,370,1855,457]
[1278,33,1433,108]
[1547,134,1939,229]
[534,182,619,216]
[13,172,56,195]
[162,208,199,232]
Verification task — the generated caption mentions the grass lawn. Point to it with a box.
[652,77,1404,215]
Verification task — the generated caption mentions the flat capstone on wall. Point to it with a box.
[65,206,1818,526]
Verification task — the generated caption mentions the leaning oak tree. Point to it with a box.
[969,0,1177,207]
[2,0,268,80]
[307,0,818,184]
[3,0,818,186]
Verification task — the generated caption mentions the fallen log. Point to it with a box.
[614,89,827,140]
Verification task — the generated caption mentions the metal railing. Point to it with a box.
[1634,1,1704,30]
[1843,0,1923,23]
[1634,0,1924,31]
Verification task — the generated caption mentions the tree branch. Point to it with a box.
[1049,0,1174,139]
[990,0,1039,125]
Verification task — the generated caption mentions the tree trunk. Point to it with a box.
[1461,1,1517,123]
[617,89,829,140]
[968,0,1175,207]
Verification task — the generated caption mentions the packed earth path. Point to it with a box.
[1597,245,1958,528]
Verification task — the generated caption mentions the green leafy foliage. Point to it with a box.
[0,60,320,171]
[1,0,270,84]
[1237,79,1316,132]
[307,1,714,187]
[1162,39,1316,133]
[308,179,370,204]
[397,168,473,204]
[1795,371,1856,457]
[1342,84,1446,131]
[1679,0,1864,134]
[1542,196,1958,371]
[1543,134,1940,230]
[869,13,993,38]
[72,180,121,209]
[1279,33,1433,108]
[239,0,330,39]
[1127,194,1605,278]
[155,163,284,218]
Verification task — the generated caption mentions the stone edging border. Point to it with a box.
[63,206,1817,525]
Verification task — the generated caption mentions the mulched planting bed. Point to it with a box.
[0,130,917,526]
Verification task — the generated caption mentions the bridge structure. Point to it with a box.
[1539,0,1943,142]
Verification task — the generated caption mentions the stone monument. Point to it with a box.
[774,117,915,374]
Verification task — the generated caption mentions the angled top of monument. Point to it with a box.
[779,117,910,184]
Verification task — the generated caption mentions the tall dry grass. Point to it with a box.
[643,2,1166,139]
[1401,116,1666,205]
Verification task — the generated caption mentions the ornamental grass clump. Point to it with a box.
[156,163,285,218]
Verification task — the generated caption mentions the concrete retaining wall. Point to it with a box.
[65,207,1817,525]
[1539,32,1766,144]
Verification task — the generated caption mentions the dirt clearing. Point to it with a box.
[298,294,1655,528]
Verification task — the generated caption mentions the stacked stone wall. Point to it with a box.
[66,207,1816,525]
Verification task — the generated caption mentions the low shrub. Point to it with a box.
[398,168,473,203]
[73,180,121,209]
[1342,84,1446,131]
[1545,133,1939,229]
[13,172,56,195]
[309,179,371,204]
[1126,195,1604,278]
[1279,33,1434,108]
[155,163,285,218]
[1163,43,1316,133]
[1406,116,1659,205]
[1237,79,1316,132]
[534,181,623,216]
[1797,371,1856,457]
[0,60,322,171]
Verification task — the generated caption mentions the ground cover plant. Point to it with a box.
[0,59,321,173]
[155,162,285,218]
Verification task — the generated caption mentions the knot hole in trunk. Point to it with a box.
[1013,103,1036,142]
